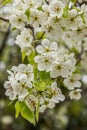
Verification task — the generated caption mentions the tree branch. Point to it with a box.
[44,0,49,5]
[0,17,9,22]
[0,26,10,56]
[25,24,35,40]
[76,44,84,65]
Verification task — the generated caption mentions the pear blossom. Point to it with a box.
[69,89,82,100]
[25,95,38,111]
[34,54,54,72]
[63,9,83,30]
[49,0,64,18]
[9,12,27,29]
[64,74,81,90]
[36,38,58,55]
[15,28,33,54]
[50,82,65,102]
[4,64,34,101]
[4,79,17,100]
[50,52,76,78]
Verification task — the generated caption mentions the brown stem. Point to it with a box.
[44,0,49,5]
[25,24,35,40]
[76,44,84,66]
[0,26,10,56]
[79,1,87,5]
[0,17,9,22]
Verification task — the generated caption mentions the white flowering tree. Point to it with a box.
[0,0,87,125]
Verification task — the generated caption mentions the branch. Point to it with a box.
[25,24,35,40]
[44,0,49,5]
[0,17,9,22]
[76,44,84,65]
[0,26,10,56]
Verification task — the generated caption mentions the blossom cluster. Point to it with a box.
[4,64,65,113]
[3,0,87,124]
[8,0,87,53]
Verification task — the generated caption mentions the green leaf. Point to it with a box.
[81,14,85,24]
[12,27,16,31]
[22,51,26,62]
[2,0,12,5]
[37,6,42,10]
[70,47,79,54]
[34,67,38,80]
[20,102,35,125]
[27,51,36,65]
[25,8,30,20]
[36,32,46,40]
[74,68,80,74]
[35,101,40,122]
[39,71,50,82]
[15,101,20,118]
[62,6,68,18]
[34,81,47,91]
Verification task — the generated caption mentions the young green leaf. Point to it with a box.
[20,102,35,125]
[15,101,20,118]
[34,67,38,80]
[22,51,26,62]
[34,81,46,91]
[39,71,50,82]
[37,6,42,10]
[25,8,30,20]
[2,0,12,5]
[27,51,36,65]
[62,6,68,18]
[36,32,46,40]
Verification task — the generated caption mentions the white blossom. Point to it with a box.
[64,74,81,90]
[4,64,34,101]
[25,95,38,111]
[49,0,64,18]
[69,89,82,100]
[50,82,65,102]
[9,12,27,29]
[36,38,58,55]
[15,28,33,55]
[34,54,54,72]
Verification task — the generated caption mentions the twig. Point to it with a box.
[79,1,87,5]
[0,26,10,56]
[25,24,35,41]
[76,44,84,65]
[44,0,49,5]
[0,17,9,22]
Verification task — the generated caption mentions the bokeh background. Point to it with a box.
[0,1,87,130]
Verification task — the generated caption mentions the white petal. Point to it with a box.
[36,45,44,54]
